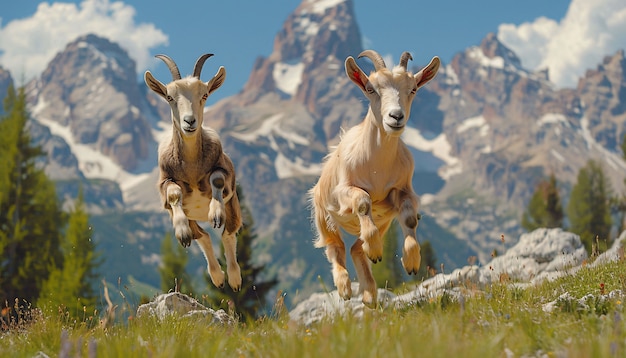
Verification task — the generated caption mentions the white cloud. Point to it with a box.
[0,0,168,82]
[498,0,626,88]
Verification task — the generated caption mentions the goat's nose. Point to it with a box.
[389,109,404,121]
[183,115,196,126]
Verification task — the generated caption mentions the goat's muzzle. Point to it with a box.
[384,109,406,134]
[182,115,198,133]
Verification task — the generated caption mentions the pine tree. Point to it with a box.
[416,240,437,280]
[372,220,405,290]
[521,174,564,231]
[158,231,194,294]
[612,133,626,235]
[207,185,278,322]
[0,85,64,308]
[39,189,101,319]
[567,160,612,255]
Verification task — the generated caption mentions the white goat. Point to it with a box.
[144,54,242,291]
[310,50,440,306]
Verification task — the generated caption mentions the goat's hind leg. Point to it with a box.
[166,181,193,247]
[208,171,227,228]
[350,239,377,307]
[191,221,226,289]
[314,212,352,300]
[221,230,242,291]
[221,192,242,291]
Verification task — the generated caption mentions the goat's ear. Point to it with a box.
[144,71,168,98]
[207,66,226,94]
[414,56,440,89]
[345,57,368,93]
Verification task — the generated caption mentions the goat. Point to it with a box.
[144,54,242,291]
[310,50,440,306]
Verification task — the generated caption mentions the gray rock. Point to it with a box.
[136,292,236,325]
[289,283,396,326]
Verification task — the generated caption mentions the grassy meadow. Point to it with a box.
[2,255,626,357]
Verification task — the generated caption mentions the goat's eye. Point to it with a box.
[410,87,417,95]
[202,93,208,101]
[365,84,376,95]
[166,95,174,102]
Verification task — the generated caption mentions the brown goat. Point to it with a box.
[144,54,242,291]
[310,50,440,306]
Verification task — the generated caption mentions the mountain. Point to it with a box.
[424,34,626,261]
[3,0,624,306]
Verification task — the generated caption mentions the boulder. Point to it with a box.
[136,292,235,325]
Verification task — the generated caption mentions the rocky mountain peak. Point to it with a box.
[28,34,155,171]
[576,49,626,150]
[242,0,362,110]
[479,33,523,68]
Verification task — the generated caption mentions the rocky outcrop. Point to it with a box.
[289,228,621,326]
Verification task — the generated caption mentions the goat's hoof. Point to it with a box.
[175,227,193,247]
[208,201,225,229]
[362,242,383,264]
[212,216,224,229]
[208,269,226,289]
[402,240,421,274]
[335,273,352,300]
[362,291,377,308]
[401,256,421,276]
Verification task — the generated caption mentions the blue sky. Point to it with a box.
[1,0,624,103]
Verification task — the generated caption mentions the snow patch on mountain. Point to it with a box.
[231,113,321,179]
[580,117,626,171]
[457,115,489,137]
[273,61,304,96]
[402,127,461,180]
[308,0,346,14]
[275,153,323,179]
[32,98,153,194]
[231,114,309,147]
[537,113,568,127]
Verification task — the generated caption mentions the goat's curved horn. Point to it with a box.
[358,50,386,71]
[399,52,413,70]
[192,54,214,79]
[155,54,181,80]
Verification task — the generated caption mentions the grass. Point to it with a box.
[2,257,626,357]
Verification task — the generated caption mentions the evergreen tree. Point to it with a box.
[416,240,437,280]
[372,220,405,290]
[158,231,193,294]
[612,133,626,235]
[0,85,64,308]
[39,189,101,318]
[521,174,564,231]
[207,185,278,322]
[567,160,612,254]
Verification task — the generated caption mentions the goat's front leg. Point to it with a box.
[208,171,227,228]
[165,180,193,247]
[335,185,381,263]
[395,191,421,275]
